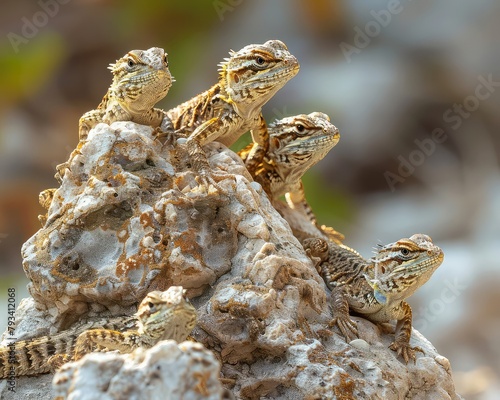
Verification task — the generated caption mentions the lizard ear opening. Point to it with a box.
[230,72,240,84]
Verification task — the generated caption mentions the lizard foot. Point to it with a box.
[389,340,424,364]
[55,162,69,183]
[329,314,358,342]
[196,170,237,194]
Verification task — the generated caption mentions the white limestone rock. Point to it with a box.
[9,122,462,399]
[52,341,227,400]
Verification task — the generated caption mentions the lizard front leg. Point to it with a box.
[329,286,358,341]
[73,329,138,360]
[133,107,165,129]
[79,109,104,141]
[186,117,237,191]
[245,114,269,174]
[389,301,423,363]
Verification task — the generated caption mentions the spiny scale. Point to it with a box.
[303,233,443,363]
[40,47,174,222]
[80,46,173,141]
[163,40,299,190]
[0,286,196,378]
[239,111,342,241]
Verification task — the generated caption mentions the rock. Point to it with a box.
[52,341,228,400]
[8,122,461,399]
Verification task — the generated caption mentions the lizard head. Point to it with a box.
[136,286,197,343]
[369,234,444,303]
[218,40,299,116]
[267,112,340,184]
[109,47,174,115]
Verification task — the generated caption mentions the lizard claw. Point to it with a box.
[195,170,237,194]
[389,340,424,364]
[195,173,221,192]
[329,314,358,342]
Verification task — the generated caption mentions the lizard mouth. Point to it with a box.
[284,133,340,153]
[249,57,299,84]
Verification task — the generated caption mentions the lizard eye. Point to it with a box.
[296,124,305,133]
[127,58,135,68]
[255,56,265,65]
[147,301,155,309]
[400,248,410,256]
[163,54,169,67]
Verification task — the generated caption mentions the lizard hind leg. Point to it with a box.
[47,354,73,371]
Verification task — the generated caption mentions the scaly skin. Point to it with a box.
[55,47,173,182]
[0,286,196,378]
[303,234,444,363]
[239,112,343,241]
[163,40,299,189]
[79,47,173,141]
[42,48,173,223]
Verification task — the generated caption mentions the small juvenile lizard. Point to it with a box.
[54,47,173,182]
[239,112,342,240]
[303,234,444,363]
[163,39,299,188]
[44,47,173,221]
[79,46,174,141]
[0,286,196,378]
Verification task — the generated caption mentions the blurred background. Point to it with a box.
[0,1,499,397]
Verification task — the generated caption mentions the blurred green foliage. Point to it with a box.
[0,33,66,108]
[302,170,355,232]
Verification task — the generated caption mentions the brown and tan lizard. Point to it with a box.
[39,47,173,223]
[0,286,196,378]
[303,234,444,363]
[54,47,173,182]
[79,46,173,141]
[162,39,299,188]
[239,112,343,241]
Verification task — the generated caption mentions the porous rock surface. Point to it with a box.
[4,122,461,399]
[52,340,227,400]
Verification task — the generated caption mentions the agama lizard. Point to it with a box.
[239,112,343,241]
[163,39,299,188]
[79,46,173,141]
[54,46,173,183]
[303,234,444,363]
[40,47,173,224]
[0,286,196,378]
